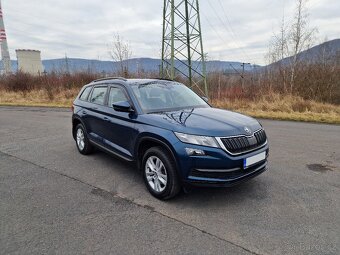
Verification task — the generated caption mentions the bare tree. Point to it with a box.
[267,15,289,92]
[267,0,317,93]
[109,34,132,76]
[288,0,317,92]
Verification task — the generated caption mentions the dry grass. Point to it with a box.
[214,93,340,124]
[0,89,78,108]
[1,89,339,124]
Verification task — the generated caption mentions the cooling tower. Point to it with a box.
[16,49,44,75]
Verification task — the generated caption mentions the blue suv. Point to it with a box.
[72,78,269,199]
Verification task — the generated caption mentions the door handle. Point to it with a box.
[103,117,110,122]
[82,110,87,115]
[92,107,98,111]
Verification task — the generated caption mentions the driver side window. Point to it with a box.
[108,87,128,107]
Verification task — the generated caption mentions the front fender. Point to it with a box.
[134,127,191,180]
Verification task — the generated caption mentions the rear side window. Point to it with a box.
[89,87,107,105]
[79,86,92,101]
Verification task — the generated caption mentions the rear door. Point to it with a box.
[101,85,138,160]
[76,85,93,132]
[85,85,109,144]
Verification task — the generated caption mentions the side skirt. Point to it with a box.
[89,139,134,162]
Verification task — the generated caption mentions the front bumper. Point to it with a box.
[173,140,269,187]
[186,161,267,187]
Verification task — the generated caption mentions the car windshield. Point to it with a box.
[131,81,209,113]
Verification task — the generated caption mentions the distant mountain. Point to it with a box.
[270,39,340,66]
[40,58,259,74]
[3,39,339,74]
[2,58,260,75]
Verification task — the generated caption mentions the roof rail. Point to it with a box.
[153,77,174,82]
[93,77,128,83]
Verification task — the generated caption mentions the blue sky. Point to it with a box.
[3,0,340,65]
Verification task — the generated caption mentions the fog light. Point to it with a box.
[185,148,205,156]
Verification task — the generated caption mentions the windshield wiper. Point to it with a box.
[147,111,166,114]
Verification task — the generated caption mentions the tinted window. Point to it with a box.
[108,87,128,107]
[79,86,92,101]
[89,87,107,105]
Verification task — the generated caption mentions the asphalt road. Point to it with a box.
[0,106,339,255]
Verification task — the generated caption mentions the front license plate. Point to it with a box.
[244,151,266,168]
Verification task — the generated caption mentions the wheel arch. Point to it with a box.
[72,116,86,140]
[136,135,179,173]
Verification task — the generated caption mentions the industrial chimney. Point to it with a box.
[0,0,11,74]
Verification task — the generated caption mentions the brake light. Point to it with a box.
[71,105,74,112]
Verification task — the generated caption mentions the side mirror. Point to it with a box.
[201,96,209,103]
[112,101,134,112]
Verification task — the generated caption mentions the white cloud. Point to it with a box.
[2,0,339,65]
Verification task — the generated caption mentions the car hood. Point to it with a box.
[141,107,262,137]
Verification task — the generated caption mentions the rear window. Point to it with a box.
[79,86,92,101]
[89,87,107,105]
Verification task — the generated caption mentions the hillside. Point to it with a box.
[5,58,258,74]
[270,38,340,66]
[4,39,339,74]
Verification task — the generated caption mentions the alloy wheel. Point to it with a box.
[76,128,85,151]
[145,156,168,193]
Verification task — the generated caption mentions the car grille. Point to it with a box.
[220,129,267,154]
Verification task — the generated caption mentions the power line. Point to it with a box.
[201,11,266,64]
[204,0,268,64]
[205,1,249,61]
[201,12,228,48]
[216,0,251,60]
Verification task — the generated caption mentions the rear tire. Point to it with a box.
[142,147,181,200]
[75,124,93,155]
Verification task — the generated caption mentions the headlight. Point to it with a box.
[174,132,220,148]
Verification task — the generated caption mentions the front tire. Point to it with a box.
[142,147,181,200]
[75,124,93,155]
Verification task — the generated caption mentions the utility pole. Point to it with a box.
[161,0,208,97]
[240,62,250,89]
[65,53,70,74]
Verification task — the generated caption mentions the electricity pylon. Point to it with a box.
[161,0,208,96]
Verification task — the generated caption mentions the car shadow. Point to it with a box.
[173,179,269,207]
[90,149,270,207]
